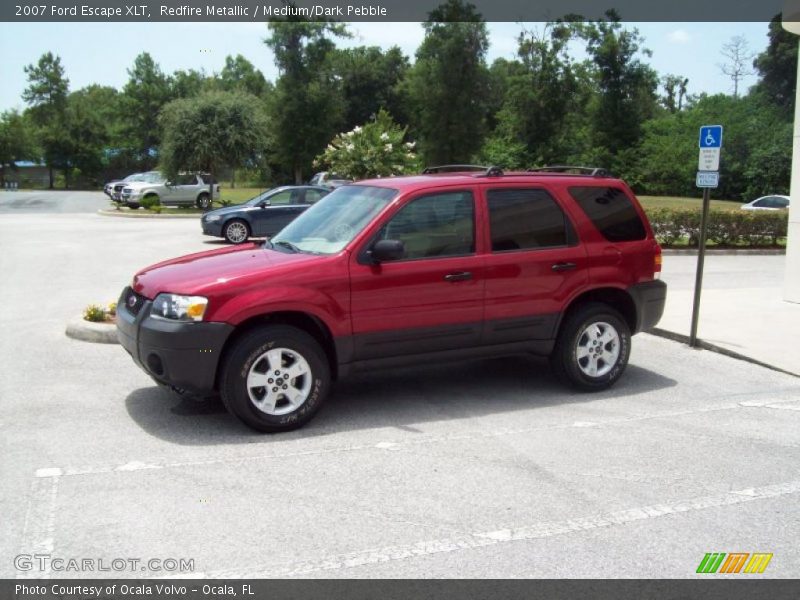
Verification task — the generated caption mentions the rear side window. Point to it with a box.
[486,188,572,251]
[569,186,646,242]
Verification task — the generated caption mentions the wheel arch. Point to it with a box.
[556,287,637,339]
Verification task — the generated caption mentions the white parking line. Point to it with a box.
[16,474,60,579]
[206,478,800,578]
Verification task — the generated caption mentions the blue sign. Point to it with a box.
[699,125,723,148]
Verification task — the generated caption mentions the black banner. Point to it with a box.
[5,580,800,600]
[0,0,793,22]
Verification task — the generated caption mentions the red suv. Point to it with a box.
[117,166,666,432]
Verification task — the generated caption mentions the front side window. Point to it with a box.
[487,188,571,251]
[267,190,295,205]
[377,191,475,260]
[569,186,646,242]
[175,174,197,186]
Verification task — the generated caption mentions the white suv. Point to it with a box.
[121,172,220,209]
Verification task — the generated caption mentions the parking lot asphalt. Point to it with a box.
[1,192,799,579]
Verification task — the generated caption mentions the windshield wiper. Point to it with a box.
[271,239,302,254]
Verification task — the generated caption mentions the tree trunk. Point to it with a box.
[48,166,54,189]
[231,168,236,189]
[294,165,302,185]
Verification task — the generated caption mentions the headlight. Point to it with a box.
[151,294,208,322]
[205,215,221,222]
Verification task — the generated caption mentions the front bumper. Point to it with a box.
[628,280,667,333]
[116,287,233,394]
[201,219,223,236]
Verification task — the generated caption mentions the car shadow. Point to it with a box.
[125,355,677,446]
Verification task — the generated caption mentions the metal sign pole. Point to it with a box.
[690,187,711,347]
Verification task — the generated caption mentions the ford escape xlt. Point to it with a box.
[117,166,666,432]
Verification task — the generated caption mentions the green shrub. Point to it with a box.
[141,195,160,210]
[314,109,419,180]
[83,304,108,322]
[645,208,788,247]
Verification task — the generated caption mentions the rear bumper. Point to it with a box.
[628,280,667,333]
[116,288,233,394]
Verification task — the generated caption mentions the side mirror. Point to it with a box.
[369,239,405,263]
[165,181,173,187]
[260,200,271,208]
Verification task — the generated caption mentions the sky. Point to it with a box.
[0,21,772,113]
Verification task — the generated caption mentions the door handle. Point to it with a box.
[551,262,577,272]
[444,271,473,282]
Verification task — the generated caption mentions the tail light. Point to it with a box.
[654,246,662,279]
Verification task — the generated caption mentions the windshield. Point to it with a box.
[140,172,164,184]
[123,173,144,182]
[270,185,397,255]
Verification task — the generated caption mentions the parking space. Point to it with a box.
[1,194,799,578]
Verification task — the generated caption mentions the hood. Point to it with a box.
[132,244,321,299]
[203,203,258,218]
[123,180,164,190]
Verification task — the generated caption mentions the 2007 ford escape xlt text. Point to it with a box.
[117,166,667,432]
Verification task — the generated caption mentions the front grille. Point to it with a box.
[123,287,146,316]
[114,184,125,192]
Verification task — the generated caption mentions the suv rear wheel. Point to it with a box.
[220,325,331,432]
[196,192,211,209]
[551,302,630,391]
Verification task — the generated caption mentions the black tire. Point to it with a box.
[196,193,210,209]
[550,302,631,391]
[220,325,331,432]
[223,219,250,244]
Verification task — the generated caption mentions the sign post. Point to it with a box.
[690,125,723,347]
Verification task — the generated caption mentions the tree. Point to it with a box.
[330,46,409,131]
[220,55,268,97]
[481,22,581,167]
[661,74,689,113]
[159,91,270,200]
[753,15,798,114]
[171,69,211,99]
[315,109,418,179]
[574,12,659,171]
[265,15,349,183]
[60,89,112,186]
[0,110,36,185]
[718,35,755,98]
[22,52,69,188]
[120,53,173,167]
[403,0,490,165]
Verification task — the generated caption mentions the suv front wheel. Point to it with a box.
[551,302,631,391]
[220,325,331,432]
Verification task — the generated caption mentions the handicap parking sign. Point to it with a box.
[699,125,723,148]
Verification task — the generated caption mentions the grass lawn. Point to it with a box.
[637,195,742,212]
[219,186,271,205]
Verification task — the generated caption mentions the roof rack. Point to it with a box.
[422,164,489,174]
[527,165,613,177]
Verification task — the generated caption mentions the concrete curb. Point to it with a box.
[649,327,798,378]
[65,319,119,344]
[97,209,200,219]
[662,248,785,255]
